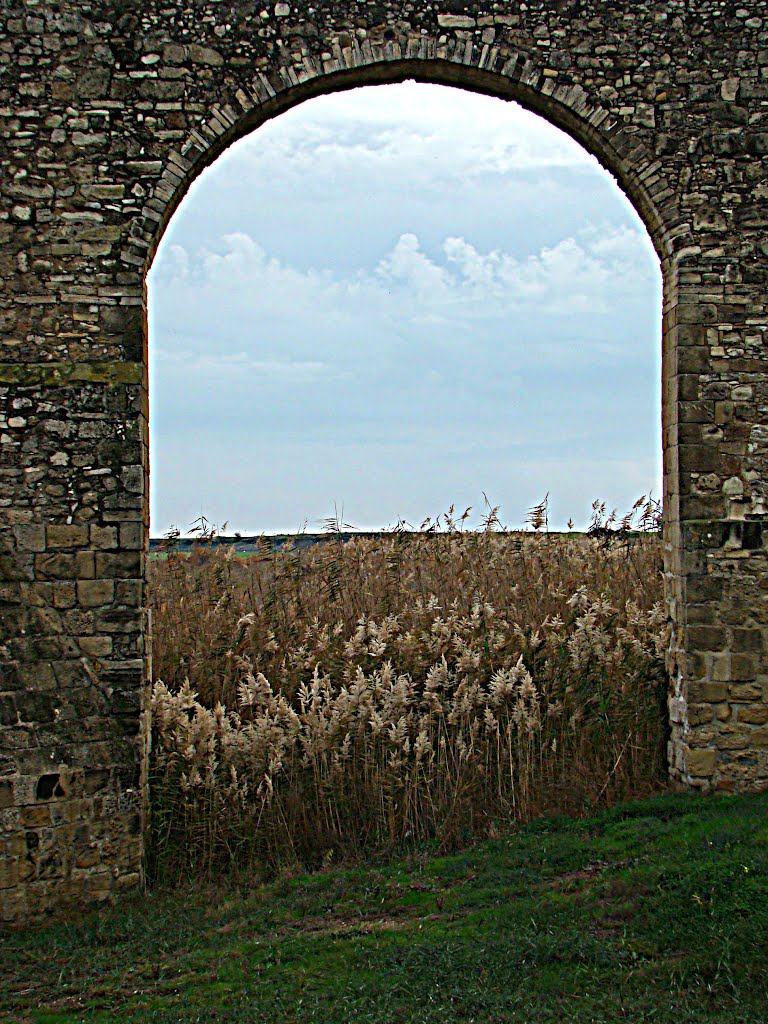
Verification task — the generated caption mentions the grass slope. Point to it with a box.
[3,790,768,1024]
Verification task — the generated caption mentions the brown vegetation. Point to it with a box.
[148,501,669,883]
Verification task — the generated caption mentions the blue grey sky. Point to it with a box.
[148,82,662,535]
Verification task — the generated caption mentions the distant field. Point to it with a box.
[148,529,586,555]
[149,531,405,555]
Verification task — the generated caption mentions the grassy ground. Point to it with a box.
[4,789,768,1024]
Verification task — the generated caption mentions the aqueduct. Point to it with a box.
[2,0,768,922]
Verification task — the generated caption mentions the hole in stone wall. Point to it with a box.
[36,773,65,800]
[725,521,764,551]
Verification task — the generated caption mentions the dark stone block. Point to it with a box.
[0,697,18,728]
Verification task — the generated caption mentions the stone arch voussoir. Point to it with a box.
[128,42,688,277]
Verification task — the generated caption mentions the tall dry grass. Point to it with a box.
[147,499,669,883]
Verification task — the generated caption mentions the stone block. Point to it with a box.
[84,871,114,899]
[21,805,51,827]
[0,857,19,890]
[35,552,95,580]
[78,636,113,658]
[82,185,125,200]
[95,608,141,633]
[46,525,89,550]
[685,747,717,777]
[188,44,224,66]
[687,625,727,651]
[139,80,186,100]
[114,579,142,605]
[737,705,768,725]
[0,782,13,811]
[94,552,142,578]
[730,683,764,701]
[13,525,46,553]
[15,663,57,692]
[688,703,715,726]
[715,729,750,751]
[0,696,18,727]
[731,655,758,681]
[51,582,77,609]
[732,629,764,653]
[119,522,144,551]
[438,14,476,28]
[706,656,731,683]
[77,580,115,608]
[90,526,118,550]
[698,681,728,702]
[116,870,141,890]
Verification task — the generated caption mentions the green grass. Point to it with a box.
[4,790,768,1023]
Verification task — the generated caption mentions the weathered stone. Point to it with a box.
[721,77,740,101]
[438,14,476,29]
[77,580,115,608]
[90,526,118,550]
[79,636,113,658]
[2,0,768,928]
[14,525,46,553]
[737,705,768,725]
[685,747,717,777]
[47,525,88,550]
[163,44,186,64]
[188,44,224,67]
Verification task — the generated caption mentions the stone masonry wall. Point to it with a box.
[1,0,768,923]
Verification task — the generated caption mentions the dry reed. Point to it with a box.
[147,499,669,883]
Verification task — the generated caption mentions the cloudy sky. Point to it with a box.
[148,82,662,535]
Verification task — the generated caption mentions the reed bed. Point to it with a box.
[147,500,669,883]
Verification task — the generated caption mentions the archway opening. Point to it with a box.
[148,81,662,536]
[145,80,668,882]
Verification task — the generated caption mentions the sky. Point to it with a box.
[147,81,662,536]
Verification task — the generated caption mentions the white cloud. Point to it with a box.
[243,81,598,184]
[376,232,451,299]
[152,225,654,341]
[157,83,648,283]
[152,347,328,384]
[160,243,190,280]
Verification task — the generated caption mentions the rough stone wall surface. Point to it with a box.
[1,0,768,924]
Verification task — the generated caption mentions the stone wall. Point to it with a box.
[2,0,768,924]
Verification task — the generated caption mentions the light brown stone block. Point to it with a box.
[685,748,717,777]
[46,525,89,549]
[737,705,768,725]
